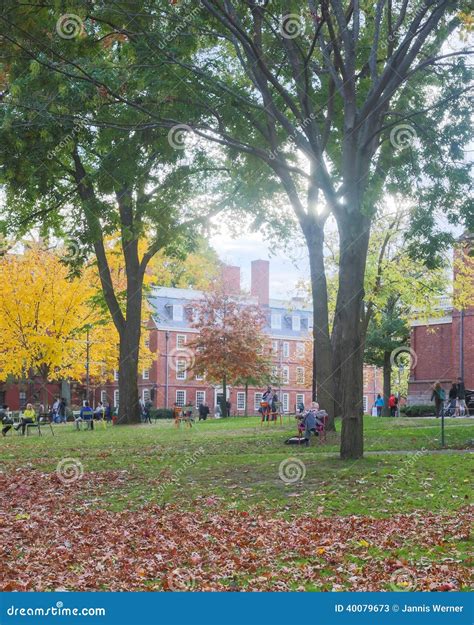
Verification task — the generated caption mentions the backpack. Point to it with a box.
[438,388,446,401]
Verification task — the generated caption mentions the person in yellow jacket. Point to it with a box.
[14,403,36,436]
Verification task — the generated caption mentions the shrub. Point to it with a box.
[401,404,435,417]
[150,408,174,420]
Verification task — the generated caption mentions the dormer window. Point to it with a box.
[270,314,282,329]
[292,315,301,331]
[172,304,183,321]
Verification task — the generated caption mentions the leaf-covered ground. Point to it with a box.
[1,417,472,591]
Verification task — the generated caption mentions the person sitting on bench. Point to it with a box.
[76,401,94,430]
[1,404,13,437]
[14,403,36,436]
[303,402,326,446]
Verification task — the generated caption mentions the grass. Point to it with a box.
[1,415,472,517]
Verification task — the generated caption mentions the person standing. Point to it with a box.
[448,382,458,415]
[375,394,384,417]
[78,401,94,430]
[58,397,67,424]
[198,403,209,421]
[51,396,60,423]
[388,393,397,417]
[431,382,445,418]
[456,377,467,416]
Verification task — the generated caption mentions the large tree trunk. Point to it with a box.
[332,213,371,459]
[244,381,248,417]
[382,351,391,417]
[304,221,335,430]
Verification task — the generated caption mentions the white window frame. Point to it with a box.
[282,393,289,413]
[113,389,119,407]
[254,392,263,411]
[195,371,204,381]
[172,304,183,321]
[196,390,206,408]
[237,392,246,411]
[270,314,282,329]
[363,395,368,413]
[296,393,304,409]
[281,365,289,384]
[176,334,186,349]
[100,390,107,404]
[143,369,150,380]
[283,342,290,358]
[296,342,305,358]
[296,366,305,385]
[176,390,186,407]
[272,340,279,354]
[114,369,119,381]
[292,315,301,331]
[142,389,150,403]
[176,359,187,380]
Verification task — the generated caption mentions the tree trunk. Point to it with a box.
[332,213,371,459]
[244,381,248,417]
[222,373,227,417]
[382,351,391,417]
[304,221,335,430]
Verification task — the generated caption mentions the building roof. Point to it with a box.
[149,286,313,338]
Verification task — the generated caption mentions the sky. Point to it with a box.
[210,228,310,300]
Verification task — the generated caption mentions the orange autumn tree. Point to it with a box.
[191,289,267,417]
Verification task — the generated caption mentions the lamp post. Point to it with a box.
[397,364,404,418]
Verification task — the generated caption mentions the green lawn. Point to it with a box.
[1,416,472,592]
[1,415,472,516]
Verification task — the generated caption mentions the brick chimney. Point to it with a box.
[251,259,270,306]
[221,265,241,295]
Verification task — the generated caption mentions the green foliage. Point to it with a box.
[150,408,174,420]
[401,405,436,418]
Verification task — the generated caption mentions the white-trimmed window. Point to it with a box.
[195,371,204,381]
[196,390,205,408]
[308,315,313,328]
[100,390,107,404]
[363,395,368,413]
[281,365,289,384]
[282,393,289,413]
[292,315,301,331]
[176,390,186,407]
[114,369,119,381]
[176,359,187,380]
[113,389,119,407]
[283,342,290,358]
[272,340,279,354]
[143,369,150,380]
[176,334,186,349]
[142,389,150,402]
[270,314,282,329]
[296,342,305,358]
[237,392,246,411]
[172,304,183,321]
[296,393,304,409]
[296,367,305,385]
[254,392,263,411]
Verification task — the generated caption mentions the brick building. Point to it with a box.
[1,258,383,414]
[408,233,474,403]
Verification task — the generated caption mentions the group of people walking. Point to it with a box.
[432,378,467,417]
[374,393,399,417]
